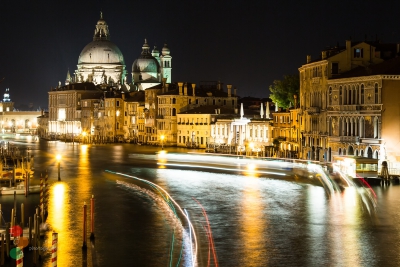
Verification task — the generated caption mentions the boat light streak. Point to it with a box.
[106,170,198,266]
[156,163,286,176]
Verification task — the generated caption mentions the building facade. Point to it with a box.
[298,39,399,161]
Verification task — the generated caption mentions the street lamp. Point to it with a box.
[160,135,165,150]
[56,154,62,181]
[82,131,87,144]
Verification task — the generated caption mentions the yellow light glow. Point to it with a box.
[56,154,62,161]
[82,131,87,137]
[160,135,165,141]
[249,142,254,150]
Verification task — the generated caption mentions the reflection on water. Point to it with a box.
[46,182,77,266]
[239,177,269,266]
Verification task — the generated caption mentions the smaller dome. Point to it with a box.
[132,57,160,73]
[152,46,159,54]
[161,43,170,55]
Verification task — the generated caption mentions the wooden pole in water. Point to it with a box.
[51,232,58,267]
[32,216,36,265]
[5,223,9,258]
[13,191,16,221]
[0,234,4,265]
[21,203,24,227]
[15,247,23,267]
[28,217,32,246]
[10,209,14,228]
[24,173,28,197]
[0,204,2,227]
[90,195,95,240]
[82,202,87,249]
[37,214,42,261]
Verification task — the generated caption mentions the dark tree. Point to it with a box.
[269,74,300,109]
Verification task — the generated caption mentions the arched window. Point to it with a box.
[375,83,379,104]
[172,108,176,116]
[361,84,365,104]
[339,86,343,105]
[172,98,176,104]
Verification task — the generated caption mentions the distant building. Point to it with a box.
[0,88,41,134]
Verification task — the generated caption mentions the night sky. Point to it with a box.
[1,0,400,109]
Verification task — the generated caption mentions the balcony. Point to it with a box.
[340,136,360,143]
[156,115,164,119]
[306,107,320,115]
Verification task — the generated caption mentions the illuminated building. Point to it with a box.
[326,56,400,170]
[298,39,400,161]
[0,88,40,134]
[157,81,238,146]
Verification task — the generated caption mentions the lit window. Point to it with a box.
[354,48,363,58]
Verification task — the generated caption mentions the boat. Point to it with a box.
[0,184,41,195]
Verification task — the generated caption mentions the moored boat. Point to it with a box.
[0,184,41,195]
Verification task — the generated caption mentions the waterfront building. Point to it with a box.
[177,105,233,148]
[298,39,400,161]
[0,88,41,134]
[48,82,103,139]
[326,56,400,171]
[157,81,238,147]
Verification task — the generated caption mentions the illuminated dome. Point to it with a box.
[75,12,126,85]
[131,39,161,90]
[78,40,124,65]
[132,39,160,73]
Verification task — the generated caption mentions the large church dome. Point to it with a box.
[78,40,124,65]
[75,12,126,85]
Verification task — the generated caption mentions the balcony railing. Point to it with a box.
[340,136,360,143]
[306,107,320,115]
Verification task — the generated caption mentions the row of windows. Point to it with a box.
[274,115,291,123]
[329,83,379,105]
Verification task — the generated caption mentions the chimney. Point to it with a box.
[294,94,298,108]
[234,87,237,96]
[218,109,221,114]
[217,81,221,90]
[192,83,196,97]
[122,93,125,100]
[346,40,351,50]
[215,109,218,114]
[321,51,327,60]
[165,83,169,92]
[307,55,311,63]
[178,82,183,95]
[227,84,232,97]
[184,83,188,96]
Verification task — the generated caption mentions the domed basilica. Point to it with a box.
[71,12,171,91]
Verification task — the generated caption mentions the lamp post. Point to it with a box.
[82,131,87,144]
[56,154,61,181]
[160,135,165,150]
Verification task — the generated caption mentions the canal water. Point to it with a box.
[2,138,400,267]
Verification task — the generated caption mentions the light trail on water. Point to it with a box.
[107,170,198,267]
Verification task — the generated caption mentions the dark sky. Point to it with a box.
[1,0,400,109]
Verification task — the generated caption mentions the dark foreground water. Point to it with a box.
[1,138,400,267]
